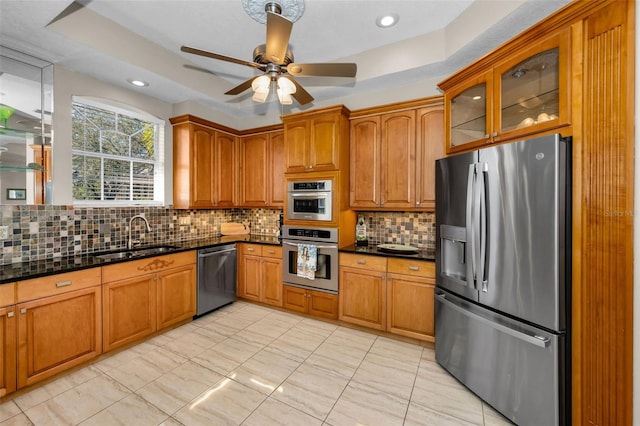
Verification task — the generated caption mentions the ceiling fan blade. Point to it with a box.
[265,12,293,64]
[287,76,314,105]
[287,63,357,78]
[225,77,257,95]
[181,45,263,70]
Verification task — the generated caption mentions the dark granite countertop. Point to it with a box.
[0,235,281,284]
[339,244,435,262]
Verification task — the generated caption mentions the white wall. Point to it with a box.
[51,66,174,205]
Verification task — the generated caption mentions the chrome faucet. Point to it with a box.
[128,214,151,249]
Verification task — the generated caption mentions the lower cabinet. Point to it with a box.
[386,258,435,341]
[338,255,387,330]
[338,253,435,342]
[102,251,196,352]
[237,244,282,307]
[282,285,338,320]
[16,269,102,388]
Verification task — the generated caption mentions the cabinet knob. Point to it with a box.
[492,132,498,137]
[20,308,27,315]
[416,201,420,205]
[7,311,14,318]
[484,134,490,139]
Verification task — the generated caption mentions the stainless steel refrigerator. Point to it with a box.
[435,134,570,426]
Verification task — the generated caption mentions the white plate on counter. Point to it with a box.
[377,244,419,254]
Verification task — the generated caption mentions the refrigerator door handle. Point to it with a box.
[478,162,489,292]
[435,293,551,348]
[466,163,477,289]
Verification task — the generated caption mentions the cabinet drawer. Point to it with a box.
[17,268,101,303]
[240,244,262,256]
[261,246,282,259]
[102,251,196,283]
[339,253,387,271]
[387,258,435,278]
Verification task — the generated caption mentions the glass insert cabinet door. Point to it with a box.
[500,47,559,133]
[494,28,570,139]
[448,73,492,148]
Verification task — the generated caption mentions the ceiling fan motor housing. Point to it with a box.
[253,44,294,66]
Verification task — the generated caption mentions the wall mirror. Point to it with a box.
[0,46,53,205]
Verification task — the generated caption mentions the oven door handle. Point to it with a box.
[283,241,337,250]
[289,192,330,198]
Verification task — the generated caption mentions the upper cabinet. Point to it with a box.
[442,28,571,153]
[283,105,350,173]
[238,130,284,208]
[349,98,444,211]
[170,115,236,209]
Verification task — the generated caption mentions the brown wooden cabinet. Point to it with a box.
[238,130,284,207]
[283,105,350,173]
[349,98,443,210]
[170,115,236,209]
[237,244,282,307]
[441,29,571,153]
[338,253,387,330]
[386,258,435,342]
[15,269,102,389]
[282,285,338,320]
[102,251,196,352]
[338,253,435,342]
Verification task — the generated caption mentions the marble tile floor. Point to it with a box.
[0,301,514,425]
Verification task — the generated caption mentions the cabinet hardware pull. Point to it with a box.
[7,312,14,318]
[408,266,420,271]
[492,132,498,137]
[268,250,275,254]
[20,308,26,314]
[357,259,366,265]
[248,248,255,252]
[484,134,490,139]
[56,280,72,288]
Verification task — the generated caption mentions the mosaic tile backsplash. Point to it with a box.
[356,211,436,251]
[0,206,435,265]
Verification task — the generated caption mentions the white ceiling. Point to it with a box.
[0,0,571,128]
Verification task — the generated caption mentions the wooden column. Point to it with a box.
[573,1,635,424]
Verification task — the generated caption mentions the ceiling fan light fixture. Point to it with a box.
[276,76,296,105]
[251,75,272,103]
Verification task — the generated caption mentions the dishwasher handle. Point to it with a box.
[198,245,237,256]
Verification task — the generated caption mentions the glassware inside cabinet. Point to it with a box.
[501,48,559,133]
[450,83,487,147]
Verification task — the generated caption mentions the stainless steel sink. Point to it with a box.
[93,245,179,261]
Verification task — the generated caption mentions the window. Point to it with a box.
[71,98,164,205]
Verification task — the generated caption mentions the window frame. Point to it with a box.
[71,96,165,207]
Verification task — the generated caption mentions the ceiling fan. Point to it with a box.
[180,2,357,106]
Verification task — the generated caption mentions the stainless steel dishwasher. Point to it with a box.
[196,244,237,316]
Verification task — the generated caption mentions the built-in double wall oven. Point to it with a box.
[281,225,339,294]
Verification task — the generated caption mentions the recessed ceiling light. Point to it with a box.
[127,79,149,87]
[376,13,399,28]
